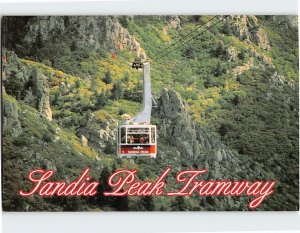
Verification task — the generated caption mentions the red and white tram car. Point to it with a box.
[117,124,157,158]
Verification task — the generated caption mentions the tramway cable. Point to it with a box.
[153,17,225,62]
[66,15,228,159]
[151,15,218,60]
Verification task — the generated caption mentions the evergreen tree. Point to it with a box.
[140,196,155,211]
[214,62,225,77]
[124,82,143,102]
[114,196,129,211]
[51,92,60,106]
[96,167,113,207]
[222,21,233,35]
[102,70,112,84]
[123,73,129,82]
[111,82,124,100]
[91,79,98,94]
[36,29,43,49]
[75,79,81,88]
[71,40,77,52]
[96,92,108,108]
[183,45,197,59]
[232,94,240,105]
[219,123,230,137]
[171,196,189,211]
[204,76,212,89]
[211,43,226,58]
[104,140,116,154]
[238,49,246,60]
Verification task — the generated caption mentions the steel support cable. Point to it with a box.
[154,18,224,61]
[151,16,218,60]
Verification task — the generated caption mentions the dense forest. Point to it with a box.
[1,15,298,211]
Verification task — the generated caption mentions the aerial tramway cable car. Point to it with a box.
[117,60,157,158]
[116,17,226,158]
[131,57,143,70]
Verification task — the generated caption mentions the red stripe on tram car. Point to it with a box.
[120,145,156,154]
[149,145,156,153]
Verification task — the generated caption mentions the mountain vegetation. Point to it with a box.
[1,15,298,211]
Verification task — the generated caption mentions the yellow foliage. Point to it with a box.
[159,31,171,42]
[187,86,194,91]
[94,110,112,122]
[20,58,85,90]
[188,86,223,123]
[72,141,98,158]
[66,75,78,85]
[57,128,99,158]
[21,59,53,73]
[205,86,221,99]
[54,70,65,78]
[78,87,93,97]
[224,80,239,92]
[98,57,139,84]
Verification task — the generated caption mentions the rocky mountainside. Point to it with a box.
[10,16,147,59]
[3,50,52,120]
[1,15,298,211]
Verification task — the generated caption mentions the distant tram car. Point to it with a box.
[131,57,143,70]
[117,125,157,158]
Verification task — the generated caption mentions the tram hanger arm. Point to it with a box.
[130,63,152,124]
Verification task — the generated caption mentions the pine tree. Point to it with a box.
[140,196,155,211]
[97,167,113,207]
[238,49,246,60]
[232,94,240,105]
[96,92,108,108]
[35,29,43,49]
[111,82,124,100]
[171,196,189,211]
[102,70,112,84]
[214,62,225,77]
[204,76,213,89]
[123,73,129,82]
[222,21,232,35]
[104,140,115,154]
[114,196,129,211]
[75,79,81,88]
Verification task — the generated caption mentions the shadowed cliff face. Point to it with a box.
[155,88,269,180]
[150,88,297,210]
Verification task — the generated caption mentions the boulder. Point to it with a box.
[156,88,200,160]
[225,47,238,62]
[30,69,52,121]
[80,135,88,147]
[2,50,52,121]
[254,27,270,50]
[2,98,22,138]
[232,15,270,50]
[77,115,117,152]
